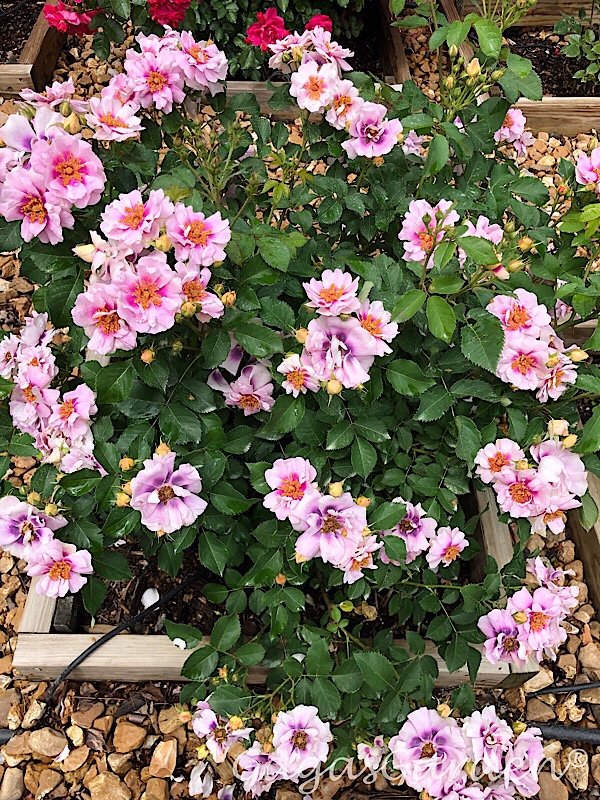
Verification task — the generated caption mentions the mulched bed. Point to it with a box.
[507,27,600,97]
[0,0,44,65]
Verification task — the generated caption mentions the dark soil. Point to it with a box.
[506,27,600,97]
[0,0,44,64]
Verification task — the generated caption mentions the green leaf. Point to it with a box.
[235,642,265,666]
[310,677,341,718]
[424,134,450,178]
[580,491,599,530]
[210,615,241,651]
[159,403,204,444]
[109,0,130,18]
[391,289,427,322]
[326,421,354,450]
[474,18,502,57]
[232,322,283,358]
[93,551,132,581]
[46,274,84,328]
[427,615,452,641]
[102,507,139,539]
[415,386,455,421]
[455,416,482,463]
[331,659,364,692]
[459,236,499,266]
[210,482,253,514]
[182,645,218,680]
[353,418,390,443]
[387,360,435,395]
[81,576,107,619]
[95,362,134,405]
[444,634,470,672]
[63,519,103,554]
[163,621,203,649]
[369,501,408,531]
[259,297,295,330]
[258,395,305,439]
[208,685,252,716]
[460,310,504,373]
[0,376,14,400]
[351,437,377,478]
[384,535,407,563]
[305,638,333,676]
[202,328,231,369]
[258,237,290,271]
[198,531,228,574]
[60,469,106,497]
[426,296,456,342]
[354,652,396,693]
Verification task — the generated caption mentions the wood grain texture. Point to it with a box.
[439,0,475,60]
[12,631,512,686]
[379,0,411,82]
[0,64,33,95]
[568,472,600,615]
[458,0,597,26]
[19,4,66,91]
[561,319,598,349]
[515,97,600,135]
[18,578,57,634]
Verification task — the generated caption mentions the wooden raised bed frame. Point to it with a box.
[0,0,66,96]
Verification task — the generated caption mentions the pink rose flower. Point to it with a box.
[10,384,59,437]
[27,540,93,598]
[0,168,74,245]
[271,705,332,781]
[325,79,364,130]
[576,146,600,186]
[536,354,578,403]
[426,526,468,571]
[294,492,366,564]
[494,469,551,518]
[224,364,275,415]
[290,60,338,113]
[493,108,535,156]
[356,299,398,356]
[462,706,512,776]
[398,199,459,265]
[113,253,182,334]
[0,496,66,560]
[303,268,360,316]
[176,33,228,94]
[342,102,403,159]
[277,353,320,397]
[147,0,191,27]
[474,439,525,484]
[507,586,566,660]
[503,728,543,797]
[487,288,552,338]
[245,8,289,51]
[124,49,185,113]
[72,284,138,355]
[85,97,144,142]
[48,384,97,441]
[495,334,550,391]
[130,451,207,534]
[175,263,224,322]
[339,534,381,583]
[14,344,57,389]
[380,498,437,565]
[478,608,530,667]
[192,701,252,763]
[100,188,174,252]
[304,316,378,389]
[166,205,231,266]
[30,133,105,209]
[263,456,320,525]
[237,741,280,798]
[530,439,588,497]
[309,28,353,71]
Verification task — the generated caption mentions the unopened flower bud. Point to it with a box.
[141,349,155,364]
[62,112,81,134]
[295,328,309,344]
[548,419,569,437]
[180,301,197,318]
[589,136,599,152]
[0,137,5,148]
[327,379,343,395]
[569,347,589,362]
[154,233,172,252]
[514,459,529,471]
[373,155,385,167]
[44,503,59,516]
[171,341,183,355]
[504,220,516,233]
[121,481,132,496]
[512,611,528,624]
[491,69,504,81]
[156,529,167,538]
[562,434,578,449]
[328,482,344,497]
[356,496,371,507]
[448,44,459,58]
[518,236,533,252]
[275,573,287,585]
[444,76,455,90]
[197,744,209,760]
[59,100,72,117]
[506,259,524,273]
[27,491,41,505]
[229,716,244,730]
[179,710,192,724]
[437,703,452,718]
[512,721,527,735]
[546,354,560,369]
[221,291,236,307]
[295,552,307,564]
[156,441,171,456]
[116,492,131,507]
[219,666,228,678]
[466,58,481,77]
[557,184,569,195]
[73,243,97,263]
[119,457,135,471]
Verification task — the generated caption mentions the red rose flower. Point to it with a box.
[245,7,290,51]
[305,13,333,32]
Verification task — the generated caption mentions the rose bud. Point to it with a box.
[328,482,344,497]
[155,442,171,456]
[119,457,136,471]
[116,492,131,507]
[562,434,578,449]
[295,328,309,344]
[141,349,155,364]
[326,379,343,395]
[548,419,569,437]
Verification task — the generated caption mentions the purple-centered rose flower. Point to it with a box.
[389,708,468,797]
[263,457,320,525]
[303,268,360,316]
[294,492,367,565]
[304,316,378,389]
[426,526,468,571]
[342,101,403,159]
[477,608,530,667]
[236,741,281,797]
[224,364,275,416]
[380,498,437,565]
[0,496,66,559]
[503,728,543,797]
[271,705,332,781]
[507,586,566,661]
[462,706,513,776]
[130,451,207,534]
[26,540,93,598]
[192,701,252,764]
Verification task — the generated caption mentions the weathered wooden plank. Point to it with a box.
[12,630,511,686]
[0,64,33,95]
[379,0,411,82]
[458,0,596,26]
[568,472,600,615]
[18,2,66,91]
[516,97,600,135]
[18,578,56,634]
[439,0,475,61]
[561,319,598,349]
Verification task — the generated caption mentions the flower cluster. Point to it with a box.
[0,496,92,598]
[493,108,535,157]
[190,700,543,799]
[488,288,583,402]
[148,0,192,27]
[263,459,469,582]
[0,312,102,474]
[43,1,99,36]
[575,144,600,189]
[246,14,403,159]
[478,556,579,665]
[475,423,587,535]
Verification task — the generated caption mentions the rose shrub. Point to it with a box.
[1,6,600,797]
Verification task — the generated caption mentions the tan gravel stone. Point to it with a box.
[35,769,61,799]
[538,772,568,800]
[557,654,577,679]
[0,690,20,728]
[148,740,177,778]
[60,746,89,773]
[526,698,555,722]
[0,767,23,800]
[65,726,85,747]
[157,707,185,735]
[71,702,105,729]
[144,778,169,800]
[28,728,68,758]
[564,746,589,790]
[523,666,554,693]
[113,723,147,754]
[107,753,132,776]
[592,753,600,785]
[88,771,132,800]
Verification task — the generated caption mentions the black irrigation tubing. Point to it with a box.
[527,679,600,698]
[534,724,600,744]
[0,565,208,745]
